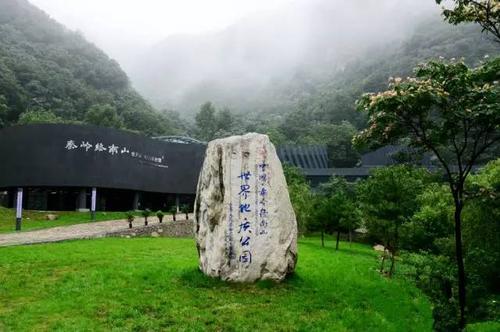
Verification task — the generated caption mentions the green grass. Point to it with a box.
[0,237,432,331]
[0,207,141,234]
[467,321,500,332]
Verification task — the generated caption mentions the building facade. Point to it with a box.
[0,124,206,212]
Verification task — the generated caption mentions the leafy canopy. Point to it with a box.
[354,58,500,184]
[436,0,500,42]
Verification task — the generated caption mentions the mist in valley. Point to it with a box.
[128,0,440,114]
[29,0,446,115]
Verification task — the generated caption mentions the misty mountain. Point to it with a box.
[0,0,176,135]
[130,0,440,114]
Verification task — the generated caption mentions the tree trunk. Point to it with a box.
[348,226,352,247]
[454,199,466,329]
[380,250,387,274]
[388,253,395,278]
[321,231,324,247]
[336,230,340,251]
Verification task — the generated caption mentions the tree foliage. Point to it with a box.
[84,104,124,129]
[436,0,500,42]
[358,165,431,276]
[283,165,313,234]
[17,109,64,125]
[0,0,177,135]
[355,57,500,327]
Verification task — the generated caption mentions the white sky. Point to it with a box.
[28,0,295,67]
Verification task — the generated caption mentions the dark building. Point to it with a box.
[0,124,438,213]
[0,124,206,212]
[277,144,436,185]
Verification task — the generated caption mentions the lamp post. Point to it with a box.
[15,188,23,231]
[91,187,96,220]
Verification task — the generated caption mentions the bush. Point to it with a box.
[180,205,190,220]
[125,211,134,228]
[169,206,177,221]
[142,209,151,225]
[156,210,164,223]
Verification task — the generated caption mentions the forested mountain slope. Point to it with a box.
[279,18,500,135]
[0,0,176,135]
[130,0,498,138]
[131,0,438,114]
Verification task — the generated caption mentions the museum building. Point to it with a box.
[0,124,206,212]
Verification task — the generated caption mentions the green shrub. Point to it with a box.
[156,210,164,223]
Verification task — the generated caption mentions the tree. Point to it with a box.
[354,58,500,327]
[0,95,9,128]
[462,159,500,320]
[283,165,313,234]
[401,183,454,253]
[319,176,362,247]
[17,109,64,125]
[195,102,217,141]
[436,0,500,42]
[309,196,338,247]
[357,165,431,277]
[84,104,124,129]
[215,107,234,133]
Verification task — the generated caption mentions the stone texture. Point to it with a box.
[194,133,297,282]
[45,214,58,221]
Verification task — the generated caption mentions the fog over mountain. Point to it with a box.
[129,0,438,113]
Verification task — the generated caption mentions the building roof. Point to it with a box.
[277,145,329,169]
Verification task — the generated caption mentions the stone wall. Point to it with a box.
[109,220,194,238]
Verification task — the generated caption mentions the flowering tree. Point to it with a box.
[436,0,500,42]
[354,58,500,328]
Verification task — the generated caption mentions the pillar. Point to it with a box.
[91,187,97,220]
[77,188,89,212]
[15,188,23,231]
[133,192,140,211]
[175,194,180,213]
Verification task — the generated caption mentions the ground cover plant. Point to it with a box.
[0,207,141,233]
[0,237,432,331]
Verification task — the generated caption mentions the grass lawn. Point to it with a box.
[0,207,142,234]
[0,236,432,331]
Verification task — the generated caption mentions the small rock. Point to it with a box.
[158,229,163,233]
[126,235,131,239]
[45,214,58,221]
[151,232,160,238]
[373,244,386,252]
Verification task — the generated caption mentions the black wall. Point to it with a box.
[0,124,206,194]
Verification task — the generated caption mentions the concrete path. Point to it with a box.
[0,214,192,247]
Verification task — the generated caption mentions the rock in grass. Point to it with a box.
[194,133,297,282]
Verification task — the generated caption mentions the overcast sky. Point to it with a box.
[28,0,295,67]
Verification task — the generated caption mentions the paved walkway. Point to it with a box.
[0,214,192,247]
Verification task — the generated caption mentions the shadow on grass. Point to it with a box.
[179,267,302,290]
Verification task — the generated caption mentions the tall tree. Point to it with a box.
[354,58,500,327]
[195,102,217,141]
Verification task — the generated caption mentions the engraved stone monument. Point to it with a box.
[194,133,298,282]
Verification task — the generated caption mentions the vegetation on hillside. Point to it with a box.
[0,0,177,135]
[190,18,498,167]
[284,158,499,331]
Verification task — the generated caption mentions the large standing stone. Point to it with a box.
[194,133,297,282]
